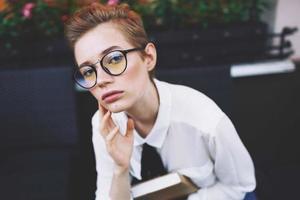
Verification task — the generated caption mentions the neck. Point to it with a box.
[126,80,159,138]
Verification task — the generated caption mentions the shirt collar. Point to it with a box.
[133,79,172,148]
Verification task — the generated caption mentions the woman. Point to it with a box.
[65,3,256,200]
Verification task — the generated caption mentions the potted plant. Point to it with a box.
[0,0,71,66]
[0,0,269,67]
[121,0,270,68]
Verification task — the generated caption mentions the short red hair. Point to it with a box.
[64,3,155,78]
[64,3,149,51]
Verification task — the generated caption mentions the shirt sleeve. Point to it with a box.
[92,112,114,200]
[92,112,135,200]
[187,114,256,200]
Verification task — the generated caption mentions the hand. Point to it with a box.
[98,102,135,172]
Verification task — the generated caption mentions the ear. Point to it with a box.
[143,43,157,72]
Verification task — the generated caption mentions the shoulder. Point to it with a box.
[160,80,225,135]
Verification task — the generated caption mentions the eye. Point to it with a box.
[109,55,123,64]
[106,52,124,65]
[82,68,94,77]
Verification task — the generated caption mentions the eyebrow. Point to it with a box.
[78,45,121,67]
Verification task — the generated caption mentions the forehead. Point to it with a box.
[74,22,132,64]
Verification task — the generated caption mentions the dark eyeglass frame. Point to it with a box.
[74,46,145,89]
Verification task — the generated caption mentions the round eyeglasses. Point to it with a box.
[74,47,145,89]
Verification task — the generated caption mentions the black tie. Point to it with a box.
[132,143,167,185]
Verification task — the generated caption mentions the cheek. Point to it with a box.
[89,88,101,101]
[89,85,124,111]
[125,61,149,89]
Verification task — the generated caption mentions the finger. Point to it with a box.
[101,109,115,130]
[99,110,111,136]
[98,101,108,118]
[106,114,116,129]
[98,101,116,129]
[125,118,135,137]
[106,126,119,143]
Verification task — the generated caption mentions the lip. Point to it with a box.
[101,90,124,103]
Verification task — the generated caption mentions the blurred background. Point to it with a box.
[0,0,299,200]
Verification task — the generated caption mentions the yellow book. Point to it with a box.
[131,172,199,200]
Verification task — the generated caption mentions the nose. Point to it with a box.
[95,64,114,87]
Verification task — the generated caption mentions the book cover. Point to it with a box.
[131,172,198,200]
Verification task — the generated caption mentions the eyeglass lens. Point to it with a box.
[74,51,127,89]
[102,51,127,74]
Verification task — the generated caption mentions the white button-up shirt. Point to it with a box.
[92,79,256,200]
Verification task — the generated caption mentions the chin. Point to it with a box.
[105,102,129,113]
[110,108,124,114]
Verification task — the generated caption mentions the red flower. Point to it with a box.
[61,14,69,22]
[107,0,119,6]
[22,2,35,19]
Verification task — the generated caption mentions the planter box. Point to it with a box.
[149,22,269,68]
[0,37,73,67]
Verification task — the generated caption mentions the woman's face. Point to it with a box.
[74,22,155,113]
